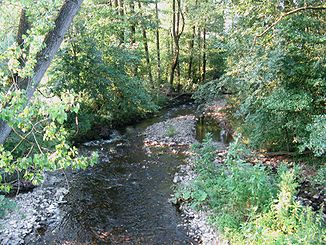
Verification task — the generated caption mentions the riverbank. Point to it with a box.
[0,174,68,245]
[143,100,230,244]
[166,100,325,244]
[1,103,201,244]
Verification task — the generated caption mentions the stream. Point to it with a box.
[34,104,227,245]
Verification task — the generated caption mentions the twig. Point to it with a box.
[253,5,326,45]
[26,144,34,158]
[32,132,44,154]
[15,168,20,196]
[10,118,48,153]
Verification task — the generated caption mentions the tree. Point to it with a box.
[138,0,153,85]
[169,0,184,91]
[0,0,84,145]
[194,0,326,155]
[155,0,162,84]
[0,0,99,191]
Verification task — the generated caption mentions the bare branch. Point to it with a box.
[253,5,326,44]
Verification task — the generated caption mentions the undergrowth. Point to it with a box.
[0,195,15,218]
[175,134,325,244]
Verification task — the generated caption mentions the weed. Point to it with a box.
[176,134,326,244]
[166,126,177,137]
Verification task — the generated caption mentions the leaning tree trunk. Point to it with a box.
[0,0,84,145]
[14,8,31,90]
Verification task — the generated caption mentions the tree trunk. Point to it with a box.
[118,0,125,44]
[201,25,207,83]
[169,0,184,91]
[197,26,202,84]
[169,0,177,89]
[0,0,84,145]
[129,1,136,45]
[187,25,195,80]
[155,0,161,84]
[15,9,31,89]
[138,0,153,85]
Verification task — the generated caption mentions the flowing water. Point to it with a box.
[36,104,228,245]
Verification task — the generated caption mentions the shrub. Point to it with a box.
[177,134,326,244]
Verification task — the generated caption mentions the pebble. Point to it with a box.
[144,115,197,150]
[172,152,229,245]
[0,174,68,245]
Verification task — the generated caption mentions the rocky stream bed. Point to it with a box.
[1,100,324,244]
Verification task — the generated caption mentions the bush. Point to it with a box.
[177,134,326,244]
[50,37,158,139]
[238,167,325,244]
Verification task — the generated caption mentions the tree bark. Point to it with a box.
[169,0,184,91]
[197,26,202,84]
[15,9,31,89]
[187,25,195,80]
[137,0,153,85]
[129,1,136,44]
[155,0,161,84]
[118,0,125,44]
[201,25,207,83]
[0,0,84,145]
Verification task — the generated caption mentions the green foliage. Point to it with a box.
[193,1,326,157]
[166,126,177,137]
[192,79,225,104]
[310,166,326,195]
[49,3,159,137]
[0,1,98,191]
[176,134,325,244]
[237,168,325,245]
[301,116,326,156]
[0,92,98,189]
[0,195,15,218]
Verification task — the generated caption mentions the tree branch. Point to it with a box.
[253,5,326,44]
[0,0,84,145]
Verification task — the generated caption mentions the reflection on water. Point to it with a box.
[35,104,231,245]
[196,116,232,144]
[36,104,197,245]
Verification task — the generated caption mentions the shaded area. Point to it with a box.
[196,115,232,144]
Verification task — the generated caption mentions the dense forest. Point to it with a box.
[0,0,325,244]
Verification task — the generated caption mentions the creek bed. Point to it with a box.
[29,104,200,244]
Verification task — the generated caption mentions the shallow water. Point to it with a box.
[196,116,232,144]
[36,104,226,244]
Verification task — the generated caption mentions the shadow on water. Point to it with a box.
[37,104,198,245]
